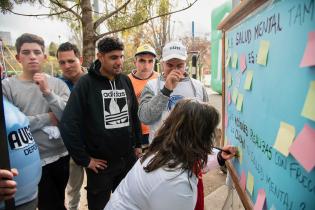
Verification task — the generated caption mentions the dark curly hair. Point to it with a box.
[15,33,45,54]
[57,42,81,58]
[97,37,124,53]
[141,98,220,178]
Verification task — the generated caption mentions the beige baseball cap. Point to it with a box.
[135,44,156,57]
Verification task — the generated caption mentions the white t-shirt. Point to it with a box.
[104,156,198,210]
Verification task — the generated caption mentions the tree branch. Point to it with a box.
[6,4,78,17]
[96,0,198,40]
[50,0,81,21]
[93,0,131,31]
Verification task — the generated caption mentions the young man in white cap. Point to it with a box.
[138,41,209,210]
[128,44,159,151]
[138,41,209,143]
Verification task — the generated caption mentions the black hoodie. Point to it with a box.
[59,60,141,167]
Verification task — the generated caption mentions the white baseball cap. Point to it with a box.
[162,41,187,61]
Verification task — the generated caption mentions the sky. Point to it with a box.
[0,0,226,45]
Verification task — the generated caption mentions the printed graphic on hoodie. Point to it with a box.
[102,89,130,129]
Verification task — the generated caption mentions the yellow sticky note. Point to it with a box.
[232,52,238,68]
[246,171,254,195]
[301,81,315,121]
[226,53,231,67]
[227,72,232,87]
[232,88,238,104]
[257,40,270,66]
[244,70,254,90]
[273,122,296,156]
[236,93,244,112]
[238,146,243,164]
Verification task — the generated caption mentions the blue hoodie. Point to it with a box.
[0,97,42,209]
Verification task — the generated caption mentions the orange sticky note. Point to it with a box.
[254,189,266,210]
[300,31,315,67]
[289,124,315,172]
[273,122,296,156]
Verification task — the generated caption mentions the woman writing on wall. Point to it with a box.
[104,99,236,210]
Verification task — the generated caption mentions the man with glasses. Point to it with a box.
[56,42,85,210]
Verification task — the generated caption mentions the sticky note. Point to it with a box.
[273,122,296,156]
[244,70,254,90]
[289,124,315,172]
[240,54,247,72]
[232,52,238,68]
[257,40,270,66]
[300,31,315,67]
[246,171,254,195]
[236,93,244,112]
[235,72,241,88]
[226,53,231,67]
[240,170,246,191]
[254,189,266,210]
[228,91,231,105]
[227,72,232,87]
[301,81,315,121]
[232,88,238,104]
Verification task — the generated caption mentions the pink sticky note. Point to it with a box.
[254,189,266,210]
[225,114,228,128]
[228,91,231,105]
[289,124,315,172]
[240,170,246,191]
[300,31,315,67]
[240,54,247,72]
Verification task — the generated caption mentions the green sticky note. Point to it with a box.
[257,40,270,66]
[246,171,254,195]
[273,122,296,156]
[232,52,238,68]
[236,93,244,112]
[227,72,232,87]
[226,53,231,67]
[301,81,315,121]
[232,88,238,104]
[244,70,254,90]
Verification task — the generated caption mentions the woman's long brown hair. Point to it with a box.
[141,98,220,178]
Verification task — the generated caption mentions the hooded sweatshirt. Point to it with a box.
[59,60,141,167]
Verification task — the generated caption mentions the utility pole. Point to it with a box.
[191,21,197,79]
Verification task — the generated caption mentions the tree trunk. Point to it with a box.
[81,0,96,67]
